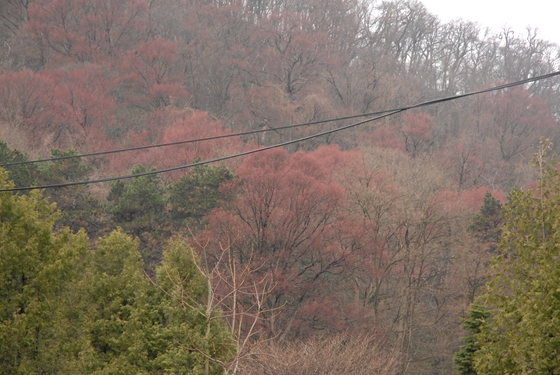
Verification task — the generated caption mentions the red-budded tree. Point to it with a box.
[359,112,436,158]
[247,10,328,101]
[107,111,244,179]
[483,86,556,162]
[26,0,149,65]
[226,9,332,139]
[46,66,116,149]
[178,1,251,116]
[0,70,55,142]
[0,67,115,152]
[339,147,472,374]
[360,126,405,152]
[336,156,403,326]
[200,146,352,339]
[119,38,187,110]
[400,112,435,158]
[438,137,485,190]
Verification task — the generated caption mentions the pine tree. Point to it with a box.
[106,164,167,262]
[151,238,236,374]
[0,169,88,374]
[475,144,560,374]
[107,164,165,228]
[0,169,237,374]
[76,229,152,374]
[454,303,490,375]
[0,140,36,192]
[468,191,503,250]
[37,148,104,235]
[167,163,234,224]
[465,191,505,302]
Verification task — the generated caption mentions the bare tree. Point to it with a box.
[149,234,276,375]
[240,333,396,375]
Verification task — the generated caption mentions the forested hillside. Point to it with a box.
[1,0,560,374]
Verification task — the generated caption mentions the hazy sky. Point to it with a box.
[420,0,560,45]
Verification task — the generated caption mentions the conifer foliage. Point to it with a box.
[454,303,490,375]
[0,170,89,374]
[474,144,560,374]
[0,169,235,374]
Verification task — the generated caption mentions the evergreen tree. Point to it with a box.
[475,147,560,374]
[0,144,104,234]
[167,163,234,225]
[465,191,505,302]
[152,239,236,374]
[0,169,237,374]
[63,231,236,374]
[76,229,153,374]
[0,169,89,374]
[107,164,165,226]
[37,148,104,235]
[107,164,167,262]
[454,303,490,375]
[468,191,503,250]
[0,140,36,192]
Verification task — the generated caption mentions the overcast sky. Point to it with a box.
[419,0,560,45]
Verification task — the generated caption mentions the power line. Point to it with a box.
[1,70,559,193]
[2,71,557,168]
[0,109,398,167]
[0,109,399,192]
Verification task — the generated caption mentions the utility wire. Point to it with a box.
[0,109,399,192]
[2,70,558,168]
[0,109,398,167]
[1,70,559,193]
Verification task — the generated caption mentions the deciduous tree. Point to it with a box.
[27,0,150,64]
[484,86,555,162]
[0,70,56,150]
[202,146,349,339]
[120,38,187,110]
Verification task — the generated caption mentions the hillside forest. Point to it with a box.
[1,0,560,374]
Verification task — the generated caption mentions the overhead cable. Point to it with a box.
[0,109,398,167]
[1,70,559,193]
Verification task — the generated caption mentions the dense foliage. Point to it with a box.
[474,150,560,374]
[1,0,560,373]
[454,303,490,375]
[0,171,235,374]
